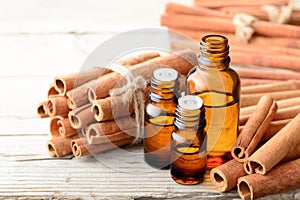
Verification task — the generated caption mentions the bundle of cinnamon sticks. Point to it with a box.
[161,1,300,87]
[37,49,198,158]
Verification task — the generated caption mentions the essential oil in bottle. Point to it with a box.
[170,95,207,184]
[187,35,240,169]
[144,68,179,169]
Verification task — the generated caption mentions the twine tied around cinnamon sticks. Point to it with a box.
[233,13,257,44]
[262,0,295,24]
[107,63,147,144]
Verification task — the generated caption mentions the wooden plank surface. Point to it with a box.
[0,0,300,199]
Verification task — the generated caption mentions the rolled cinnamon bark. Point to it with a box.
[46,96,69,117]
[241,96,300,116]
[92,96,133,122]
[245,113,300,175]
[241,80,300,94]
[66,52,160,108]
[54,67,106,95]
[235,68,300,81]
[57,117,77,137]
[261,119,291,141]
[49,116,63,137]
[47,83,60,98]
[37,101,49,118]
[86,117,136,137]
[68,104,95,129]
[210,159,246,192]
[232,96,277,162]
[89,49,197,100]
[240,104,299,126]
[238,158,300,200]
[47,134,79,157]
[66,80,97,110]
[241,90,300,107]
[71,137,134,158]
[240,78,280,87]
[87,129,135,145]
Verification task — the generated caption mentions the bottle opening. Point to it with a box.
[200,35,229,52]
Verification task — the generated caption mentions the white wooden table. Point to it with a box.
[0,0,300,199]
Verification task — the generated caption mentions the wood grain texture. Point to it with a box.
[0,0,299,198]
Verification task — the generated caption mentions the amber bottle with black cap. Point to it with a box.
[187,35,240,169]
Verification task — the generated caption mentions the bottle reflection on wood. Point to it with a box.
[171,95,207,185]
[144,68,179,169]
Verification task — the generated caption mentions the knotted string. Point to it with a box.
[107,63,147,144]
[233,13,258,44]
[262,0,295,24]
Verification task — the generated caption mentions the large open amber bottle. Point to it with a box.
[187,35,240,169]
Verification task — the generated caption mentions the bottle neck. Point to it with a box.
[150,76,179,101]
[174,105,206,129]
[197,35,230,70]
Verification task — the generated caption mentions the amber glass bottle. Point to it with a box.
[144,68,179,169]
[170,95,206,185]
[187,35,240,169]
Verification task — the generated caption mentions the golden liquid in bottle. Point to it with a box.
[195,90,238,169]
[144,115,175,169]
[171,144,206,185]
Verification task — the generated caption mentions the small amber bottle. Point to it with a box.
[144,68,179,169]
[170,95,206,185]
[187,35,240,169]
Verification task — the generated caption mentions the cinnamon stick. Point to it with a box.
[49,116,63,138]
[161,13,300,39]
[231,51,300,72]
[47,83,60,98]
[37,101,49,118]
[47,134,79,157]
[89,49,197,100]
[235,68,300,81]
[238,158,300,200]
[194,0,289,8]
[241,80,300,94]
[210,159,246,192]
[57,117,77,137]
[86,117,136,137]
[241,96,300,116]
[54,67,106,95]
[92,96,133,122]
[66,52,160,109]
[169,27,300,49]
[46,96,69,117]
[241,90,300,107]
[232,96,277,162]
[68,104,95,129]
[262,118,291,141]
[165,2,230,18]
[240,104,300,125]
[71,137,134,158]
[240,78,280,87]
[245,113,300,175]
[87,129,135,145]
[66,80,97,109]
